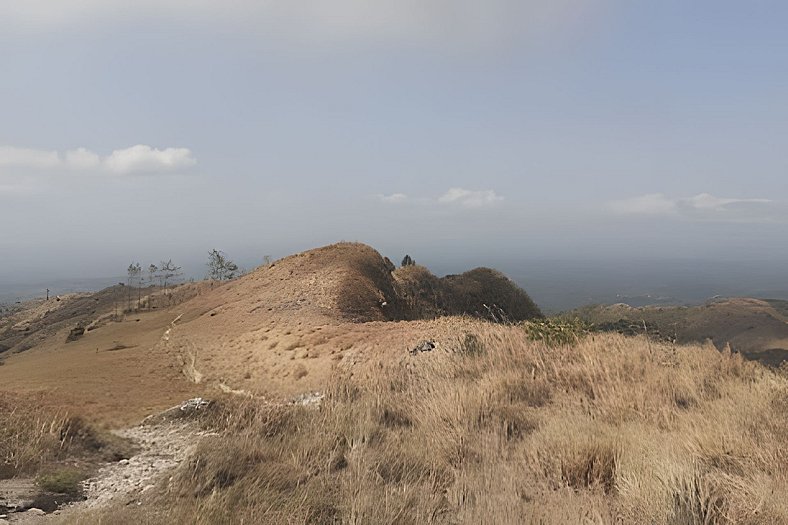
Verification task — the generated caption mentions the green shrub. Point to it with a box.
[37,467,88,495]
[522,318,593,346]
[458,332,485,356]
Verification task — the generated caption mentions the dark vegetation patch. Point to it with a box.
[392,264,543,323]
[36,467,89,496]
[332,244,543,323]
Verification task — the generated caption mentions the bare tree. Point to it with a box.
[160,259,183,298]
[131,263,142,310]
[126,263,135,311]
[207,249,239,281]
[148,264,158,310]
[126,263,142,312]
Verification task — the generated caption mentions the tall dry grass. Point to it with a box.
[0,392,72,478]
[0,392,134,480]
[83,329,788,524]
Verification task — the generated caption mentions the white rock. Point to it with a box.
[27,508,46,516]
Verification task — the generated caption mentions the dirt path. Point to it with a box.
[2,400,213,524]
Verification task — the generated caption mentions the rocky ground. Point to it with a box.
[0,399,214,524]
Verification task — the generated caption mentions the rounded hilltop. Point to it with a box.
[0,241,542,424]
[228,241,542,323]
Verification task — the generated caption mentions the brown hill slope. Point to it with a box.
[0,282,209,358]
[573,298,788,364]
[0,242,540,424]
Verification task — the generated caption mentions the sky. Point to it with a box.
[2,1,788,284]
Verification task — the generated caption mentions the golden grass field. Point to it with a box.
[51,327,788,525]
[3,243,788,524]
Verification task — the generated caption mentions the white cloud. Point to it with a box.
[103,145,196,174]
[681,193,771,211]
[610,193,775,221]
[65,147,101,170]
[0,146,60,169]
[608,193,677,215]
[438,187,503,208]
[377,193,408,203]
[0,144,196,175]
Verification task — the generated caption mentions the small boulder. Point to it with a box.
[409,340,436,355]
[66,324,86,342]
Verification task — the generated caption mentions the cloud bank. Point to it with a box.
[609,193,777,222]
[377,193,409,203]
[438,188,503,208]
[0,144,196,175]
[377,187,503,209]
[0,146,60,169]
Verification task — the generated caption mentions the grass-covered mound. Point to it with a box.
[394,265,542,322]
[83,328,788,524]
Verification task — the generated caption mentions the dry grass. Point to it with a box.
[76,328,788,524]
[0,392,73,478]
[0,391,134,480]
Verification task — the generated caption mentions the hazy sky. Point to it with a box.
[2,1,788,282]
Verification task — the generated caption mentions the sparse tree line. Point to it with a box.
[123,259,183,312]
[120,250,246,313]
[114,250,414,315]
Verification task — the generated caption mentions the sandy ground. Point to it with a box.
[0,309,204,426]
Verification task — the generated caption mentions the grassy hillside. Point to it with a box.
[73,329,788,524]
[571,298,788,365]
[4,243,786,523]
[0,243,542,420]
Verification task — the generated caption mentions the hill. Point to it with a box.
[3,243,788,523]
[571,297,788,365]
[0,243,540,423]
[394,265,542,321]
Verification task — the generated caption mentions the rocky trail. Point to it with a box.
[0,399,214,524]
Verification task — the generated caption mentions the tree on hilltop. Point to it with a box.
[145,263,159,310]
[127,262,142,311]
[401,255,416,267]
[160,259,182,292]
[207,249,239,281]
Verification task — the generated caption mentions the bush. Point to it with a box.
[522,317,593,346]
[458,333,485,356]
[37,467,88,495]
